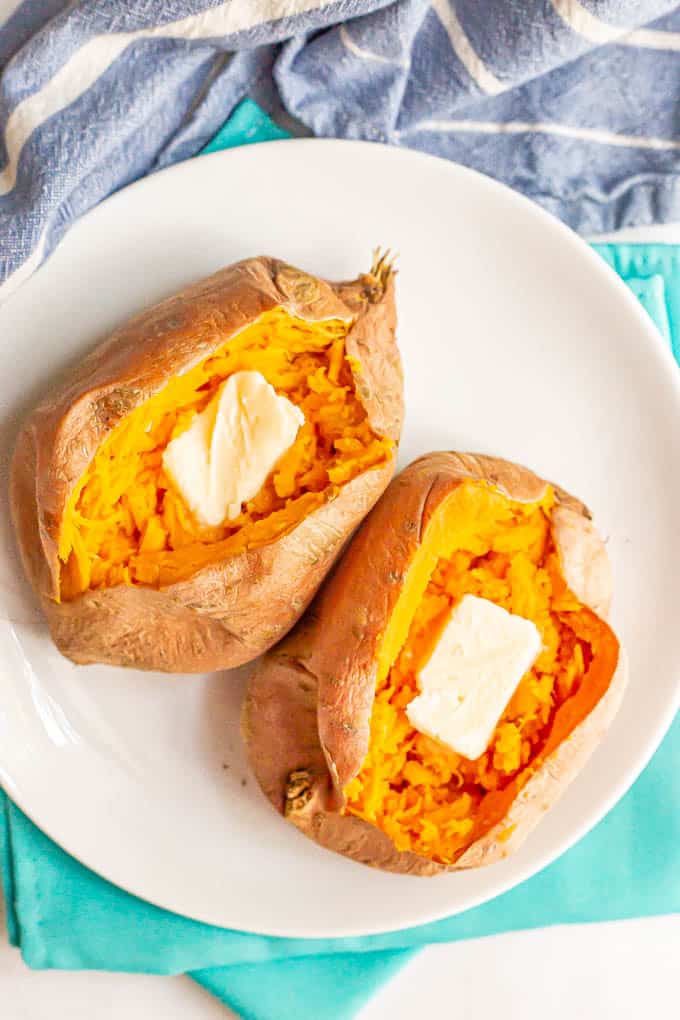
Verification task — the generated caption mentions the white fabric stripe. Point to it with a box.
[550,0,625,43]
[552,0,680,52]
[431,0,504,96]
[339,24,408,66]
[0,33,130,196]
[0,0,25,31]
[401,118,680,151]
[626,27,680,51]
[0,0,332,198]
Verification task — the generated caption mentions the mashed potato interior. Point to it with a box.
[344,481,619,864]
[58,308,392,600]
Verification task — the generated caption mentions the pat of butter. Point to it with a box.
[406,594,542,760]
[162,370,304,528]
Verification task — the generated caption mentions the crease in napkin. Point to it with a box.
[7,0,680,303]
[1,106,679,1020]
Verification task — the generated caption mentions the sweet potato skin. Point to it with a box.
[10,256,402,672]
[244,452,626,874]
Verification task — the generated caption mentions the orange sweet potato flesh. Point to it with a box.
[244,452,626,874]
[10,255,402,672]
[57,309,393,599]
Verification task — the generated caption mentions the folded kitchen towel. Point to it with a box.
[5,0,680,304]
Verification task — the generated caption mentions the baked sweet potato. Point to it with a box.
[245,452,626,874]
[10,254,402,672]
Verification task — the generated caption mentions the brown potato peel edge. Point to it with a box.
[10,255,403,672]
[244,452,627,874]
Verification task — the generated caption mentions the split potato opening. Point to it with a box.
[11,255,402,671]
[245,453,625,873]
[59,309,393,600]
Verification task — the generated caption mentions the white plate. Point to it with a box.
[0,141,679,939]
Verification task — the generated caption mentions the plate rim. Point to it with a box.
[1,137,679,938]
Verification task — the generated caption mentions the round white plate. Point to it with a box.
[1,141,679,938]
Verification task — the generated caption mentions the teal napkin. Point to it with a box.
[201,98,290,154]
[2,101,679,1020]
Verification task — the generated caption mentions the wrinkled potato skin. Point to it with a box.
[10,257,402,671]
[244,452,626,874]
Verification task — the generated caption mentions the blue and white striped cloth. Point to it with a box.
[2,0,680,301]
